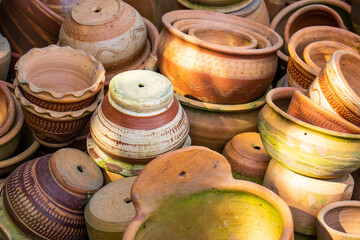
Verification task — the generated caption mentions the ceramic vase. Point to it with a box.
[0,34,10,81]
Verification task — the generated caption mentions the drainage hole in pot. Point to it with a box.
[253,145,261,150]
[93,7,102,13]
[138,83,145,88]
[123,197,132,204]
[304,132,307,136]
[179,171,186,177]
[77,166,84,173]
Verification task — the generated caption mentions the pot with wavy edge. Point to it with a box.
[15,45,105,112]
[287,26,360,89]
[258,87,360,178]
[263,159,354,236]
[40,0,81,18]
[123,146,294,240]
[2,148,103,240]
[317,201,360,239]
[159,10,282,104]
[0,34,10,81]
[0,81,15,138]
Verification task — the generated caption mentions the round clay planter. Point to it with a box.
[40,0,81,18]
[0,34,10,81]
[231,0,270,26]
[0,81,15,137]
[258,87,360,178]
[85,177,136,240]
[287,90,360,134]
[176,89,267,153]
[287,26,360,89]
[123,146,294,240]
[2,148,103,240]
[222,132,271,184]
[317,201,360,240]
[0,0,63,54]
[158,10,283,104]
[177,0,253,13]
[15,45,105,112]
[309,50,360,127]
[263,159,354,236]
[89,70,190,165]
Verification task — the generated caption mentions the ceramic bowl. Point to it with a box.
[258,87,360,178]
[0,81,15,137]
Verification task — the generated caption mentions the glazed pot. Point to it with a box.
[263,159,354,236]
[15,45,105,112]
[222,132,271,184]
[287,26,360,89]
[258,87,360,178]
[309,50,360,127]
[123,146,294,240]
[176,89,267,153]
[0,81,15,137]
[85,177,136,240]
[287,90,360,134]
[230,0,270,26]
[317,201,360,239]
[177,0,253,13]
[0,34,10,81]
[40,0,81,18]
[3,148,103,240]
[89,70,190,165]
[158,10,282,104]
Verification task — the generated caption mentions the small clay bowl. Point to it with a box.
[317,201,360,240]
[15,45,105,112]
[0,81,15,137]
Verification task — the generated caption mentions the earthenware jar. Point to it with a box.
[158,10,282,104]
[85,177,136,239]
[0,35,10,81]
[258,87,360,178]
[222,132,271,184]
[287,26,360,88]
[263,159,354,236]
[317,201,360,239]
[287,90,360,134]
[15,45,105,112]
[40,0,81,17]
[0,81,15,137]
[123,146,294,240]
[309,50,360,127]
[3,148,103,240]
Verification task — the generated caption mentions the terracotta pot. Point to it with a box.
[2,148,103,240]
[15,45,105,112]
[265,0,286,20]
[222,132,271,184]
[287,90,360,134]
[177,0,253,13]
[123,146,294,240]
[89,70,190,165]
[159,10,282,104]
[287,26,360,89]
[352,0,360,35]
[352,169,360,200]
[176,89,267,153]
[263,159,354,236]
[309,50,360,127]
[258,87,360,178]
[317,201,360,239]
[85,177,136,240]
[0,0,63,54]
[0,34,10,81]
[40,0,81,18]
[231,0,270,26]
[0,81,15,137]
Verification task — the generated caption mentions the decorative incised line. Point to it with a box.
[288,57,314,89]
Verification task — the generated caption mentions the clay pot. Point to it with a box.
[352,169,360,200]
[0,81,15,137]
[287,90,360,134]
[123,146,294,240]
[15,45,105,112]
[0,0,63,54]
[85,177,136,240]
[222,132,271,184]
[176,90,267,152]
[177,0,253,13]
[287,26,360,89]
[317,201,360,239]
[40,0,81,18]
[258,87,360,178]
[309,50,360,127]
[263,159,354,236]
[231,0,270,26]
[2,148,103,240]
[159,10,282,104]
[0,34,10,81]
[265,0,286,20]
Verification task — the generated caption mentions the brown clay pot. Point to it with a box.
[40,0,81,18]
[158,10,282,104]
[222,132,271,184]
[2,148,103,240]
[0,81,15,137]
[0,34,10,81]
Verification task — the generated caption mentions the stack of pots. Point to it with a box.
[58,0,159,88]
[87,70,190,178]
[158,10,283,152]
[13,45,105,148]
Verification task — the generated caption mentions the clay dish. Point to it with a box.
[303,41,356,72]
[15,45,105,112]
[317,201,360,240]
[0,81,15,137]
[123,146,294,240]
[177,0,253,13]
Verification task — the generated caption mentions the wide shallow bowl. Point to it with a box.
[123,146,294,240]
[0,81,15,137]
[317,201,360,240]
[258,87,360,178]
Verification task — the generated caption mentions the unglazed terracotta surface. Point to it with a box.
[177,0,253,13]
[0,81,15,137]
[263,159,354,236]
[123,146,294,240]
[0,34,10,81]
